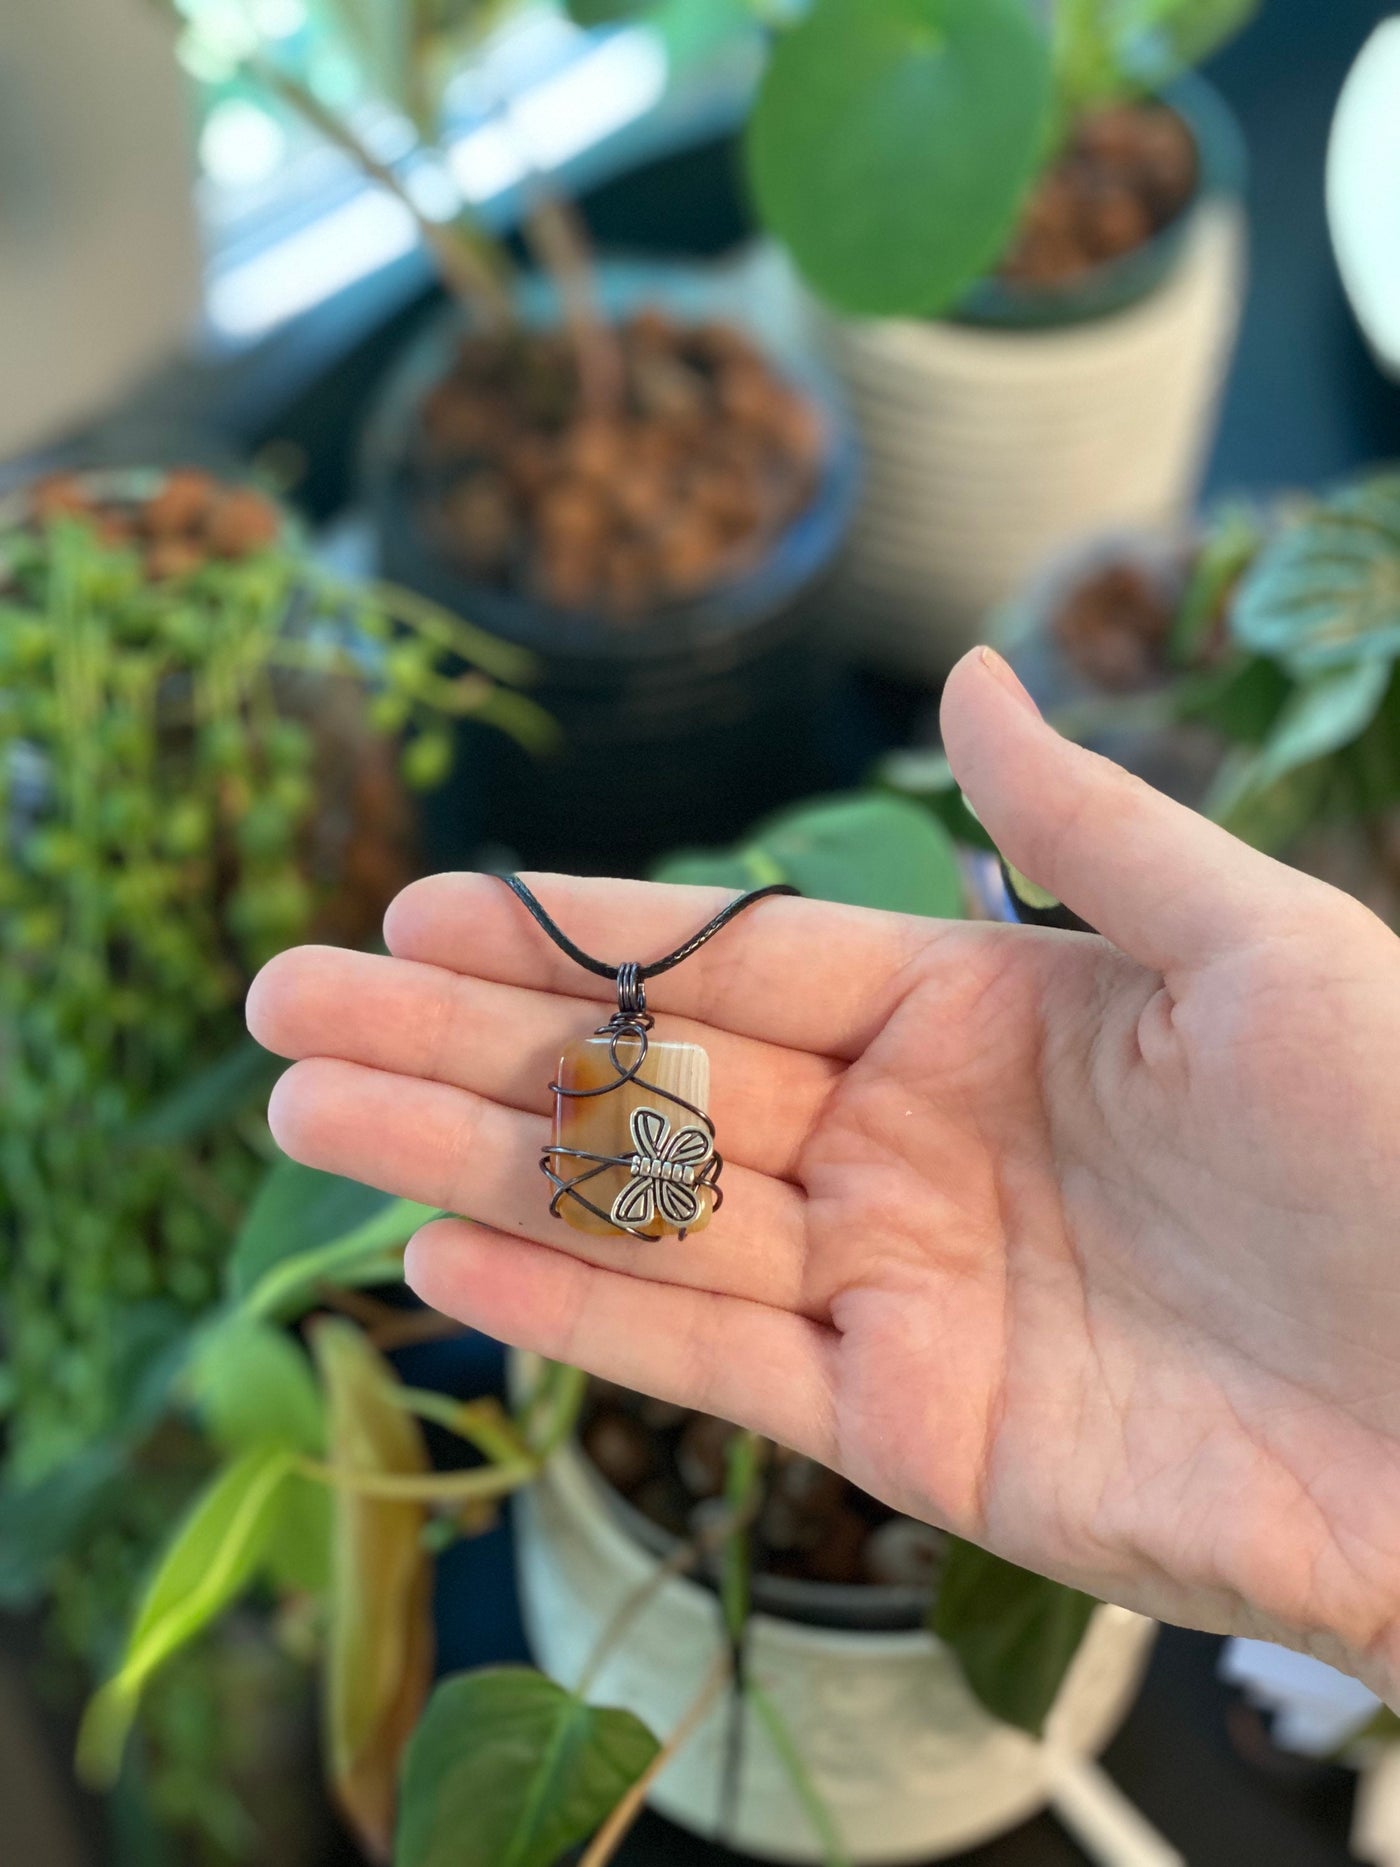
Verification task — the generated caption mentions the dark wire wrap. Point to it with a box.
[496,873,799,1240]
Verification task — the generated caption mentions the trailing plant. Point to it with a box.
[0,469,549,1865]
[0,472,544,1487]
[79,791,1107,1866]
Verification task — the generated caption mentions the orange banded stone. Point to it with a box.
[548,1031,714,1239]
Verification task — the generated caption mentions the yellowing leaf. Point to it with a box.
[77,1446,293,1786]
[312,1318,434,1862]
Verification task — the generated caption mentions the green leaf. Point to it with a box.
[563,0,652,20]
[655,793,966,918]
[0,1446,128,1609]
[1174,654,1291,744]
[231,1157,437,1317]
[124,1039,280,1146]
[1232,475,1400,673]
[1203,747,1335,854]
[1239,659,1392,792]
[185,1314,325,1458]
[1200,659,1391,853]
[314,1318,434,1859]
[747,0,1052,315]
[77,1447,293,1786]
[1055,0,1259,111]
[262,1472,334,1596]
[1345,670,1400,817]
[1114,0,1259,87]
[1167,505,1266,670]
[395,1667,660,1867]
[931,1539,1097,1736]
[876,748,997,851]
[648,0,758,64]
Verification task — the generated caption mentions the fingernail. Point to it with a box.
[978,646,1040,717]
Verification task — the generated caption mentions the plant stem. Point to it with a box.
[520,197,625,418]
[388,1387,536,1466]
[577,1653,732,1867]
[575,1462,768,1700]
[250,57,515,328]
[295,1456,536,1501]
[313,1287,468,1351]
[529,1362,588,1459]
[747,1679,851,1867]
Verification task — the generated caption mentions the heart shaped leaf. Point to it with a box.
[232,1156,437,1318]
[395,1667,659,1867]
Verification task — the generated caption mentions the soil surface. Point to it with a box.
[579,1379,945,1593]
[1052,556,1187,689]
[1001,102,1199,289]
[413,309,826,622]
[25,470,282,580]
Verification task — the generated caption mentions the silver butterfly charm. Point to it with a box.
[610,1105,713,1232]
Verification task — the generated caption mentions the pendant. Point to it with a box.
[541,967,721,1240]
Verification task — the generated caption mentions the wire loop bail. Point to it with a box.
[615,961,646,1021]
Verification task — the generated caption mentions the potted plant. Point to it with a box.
[0,466,544,1860]
[736,0,1254,680]
[154,0,861,872]
[888,469,1400,930]
[77,794,1158,1867]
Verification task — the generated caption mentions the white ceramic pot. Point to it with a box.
[515,1429,1156,1864]
[813,94,1247,685]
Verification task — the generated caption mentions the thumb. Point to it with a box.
[940,647,1315,977]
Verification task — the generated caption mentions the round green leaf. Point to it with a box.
[1232,476,1400,672]
[655,793,966,919]
[747,0,1052,315]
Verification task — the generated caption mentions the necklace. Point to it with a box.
[498,875,797,1241]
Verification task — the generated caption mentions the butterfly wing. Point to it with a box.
[611,1175,657,1230]
[663,1124,712,1168]
[657,1178,701,1228]
[629,1105,669,1163]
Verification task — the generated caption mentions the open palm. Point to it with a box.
[248,649,1400,1704]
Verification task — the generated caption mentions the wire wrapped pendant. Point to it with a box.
[543,968,720,1240]
[495,872,797,1243]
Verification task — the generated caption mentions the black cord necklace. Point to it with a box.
[497,874,798,1242]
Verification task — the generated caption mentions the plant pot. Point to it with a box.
[360,261,861,875]
[997,522,1229,808]
[999,523,1400,930]
[513,1389,1155,1864]
[812,78,1247,685]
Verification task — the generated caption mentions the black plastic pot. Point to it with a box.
[360,264,861,875]
[955,73,1248,331]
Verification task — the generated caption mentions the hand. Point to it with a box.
[247,647,1400,1703]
